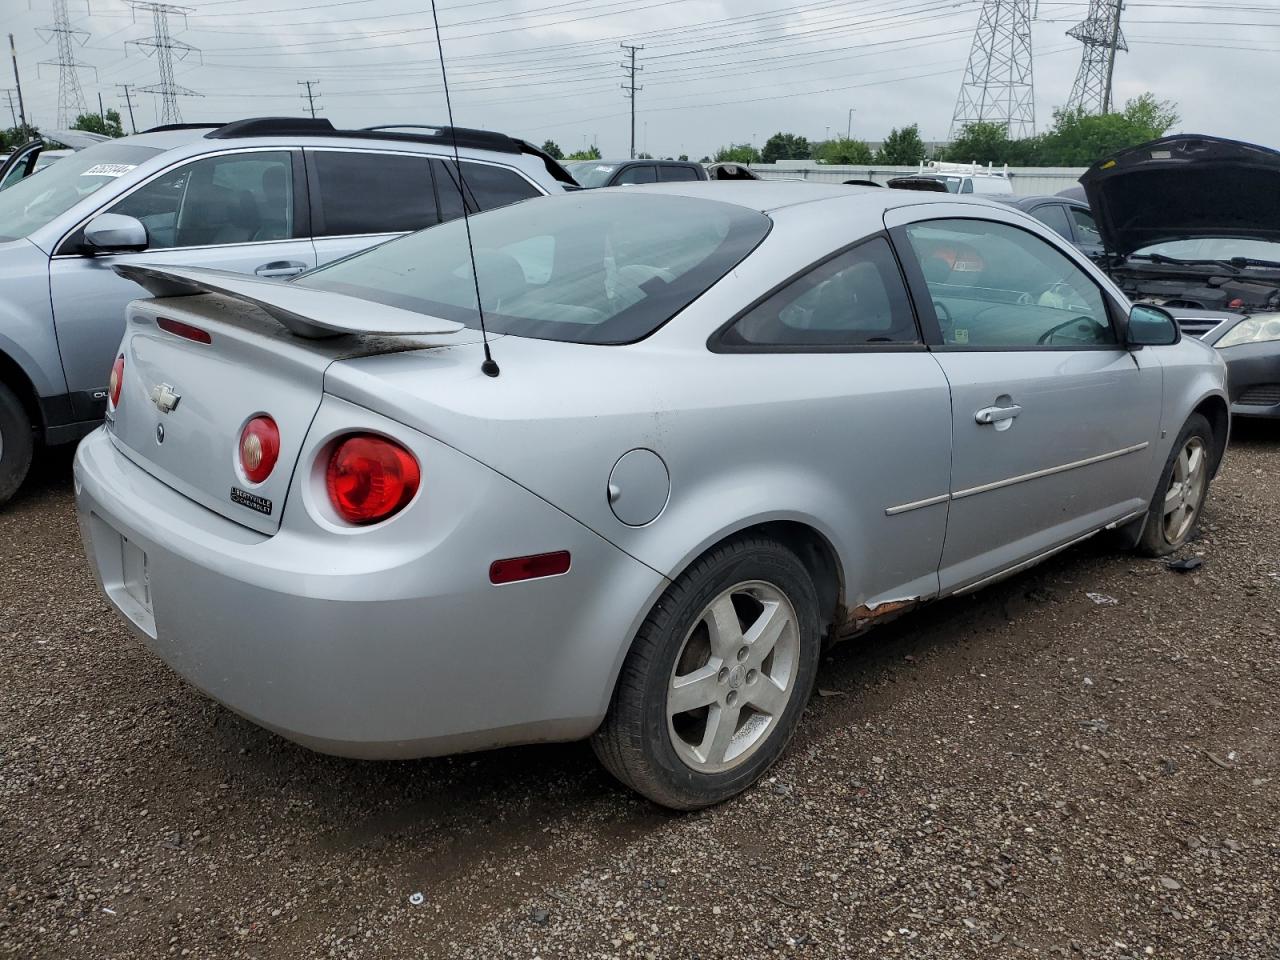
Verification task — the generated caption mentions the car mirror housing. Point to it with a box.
[1126,303,1180,348]
[83,213,148,254]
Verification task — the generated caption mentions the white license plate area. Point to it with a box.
[90,513,157,638]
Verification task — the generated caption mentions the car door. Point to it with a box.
[0,141,43,191]
[306,148,441,267]
[716,233,952,610]
[886,204,1163,594]
[48,148,316,415]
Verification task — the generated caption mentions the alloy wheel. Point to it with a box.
[666,580,800,774]
[1163,435,1207,544]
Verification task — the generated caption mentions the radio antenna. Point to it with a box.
[429,0,499,378]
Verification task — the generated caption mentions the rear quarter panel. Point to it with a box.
[325,199,954,613]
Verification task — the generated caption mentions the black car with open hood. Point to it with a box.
[1081,134,1280,419]
[1081,135,1280,315]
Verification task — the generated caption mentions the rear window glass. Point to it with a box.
[658,165,702,182]
[310,150,436,236]
[296,193,771,344]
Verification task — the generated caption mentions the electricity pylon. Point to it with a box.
[126,2,200,126]
[950,0,1036,140]
[37,0,94,127]
[1065,0,1127,114]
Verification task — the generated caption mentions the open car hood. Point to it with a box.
[1080,135,1280,256]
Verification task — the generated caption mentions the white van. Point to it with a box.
[912,160,1014,195]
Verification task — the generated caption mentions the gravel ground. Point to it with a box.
[2,424,1277,960]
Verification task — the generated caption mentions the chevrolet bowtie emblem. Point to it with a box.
[149,383,181,414]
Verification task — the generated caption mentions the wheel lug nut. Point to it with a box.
[726,690,738,705]
[737,646,749,662]
[746,669,757,684]
[717,667,729,683]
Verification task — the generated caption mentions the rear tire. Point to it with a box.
[592,535,822,810]
[1136,413,1213,557]
[0,382,34,507]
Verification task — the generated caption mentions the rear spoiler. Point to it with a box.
[114,263,463,340]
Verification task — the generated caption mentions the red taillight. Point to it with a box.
[489,551,572,585]
[157,316,212,344]
[325,434,420,525]
[239,416,280,485]
[108,355,125,409]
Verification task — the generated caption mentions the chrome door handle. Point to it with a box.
[254,260,308,278]
[975,404,1022,424]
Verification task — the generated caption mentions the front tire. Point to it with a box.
[0,382,34,507]
[1137,413,1214,557]
[592,535,822,810]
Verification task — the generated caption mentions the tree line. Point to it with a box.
[711,94,1178,169]
[2,110,127,151]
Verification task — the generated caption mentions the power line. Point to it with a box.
[126,2,201,125]
[36,0,94,127]
[620,42,642,159]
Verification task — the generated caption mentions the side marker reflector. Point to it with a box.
[489,551,571,585]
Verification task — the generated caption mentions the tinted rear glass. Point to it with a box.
[658,165,702,182]
[310,150,436,236]
[296,193,771,344]
[434,159,541,213]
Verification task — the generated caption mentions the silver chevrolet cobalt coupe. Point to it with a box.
[76,183,1227,809]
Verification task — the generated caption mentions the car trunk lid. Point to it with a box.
[107,264,467,535]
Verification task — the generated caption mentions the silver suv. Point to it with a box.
[0,117,575,503]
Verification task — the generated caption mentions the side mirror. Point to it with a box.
[83,213,148,254]
[1125,303,1180,348]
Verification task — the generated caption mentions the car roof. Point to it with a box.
[589,158,698,165]
[615,180,1011,214]
[996,194,1087,209]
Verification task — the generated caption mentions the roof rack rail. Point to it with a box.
[142,122,226,133]
[208,117,336,138]
[199,117,577,186]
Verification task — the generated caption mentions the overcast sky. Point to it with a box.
[7,0,1278,159]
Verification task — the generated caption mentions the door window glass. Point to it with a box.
[311,151,436,237]
[110,151,293,249]
[1031,203,1071,239]
[724,236,918,347]
[658,165,701,182]
[1070,205,1101,244]
[616,165,657,185]
[904,218,1115,347]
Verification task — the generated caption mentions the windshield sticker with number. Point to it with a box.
[81,164,137,178]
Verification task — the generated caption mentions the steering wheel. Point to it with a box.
[932,300,953,335]
[1036,315,1102,345]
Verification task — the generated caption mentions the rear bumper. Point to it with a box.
[74,413,666,759]
[1221,342,1280,419]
